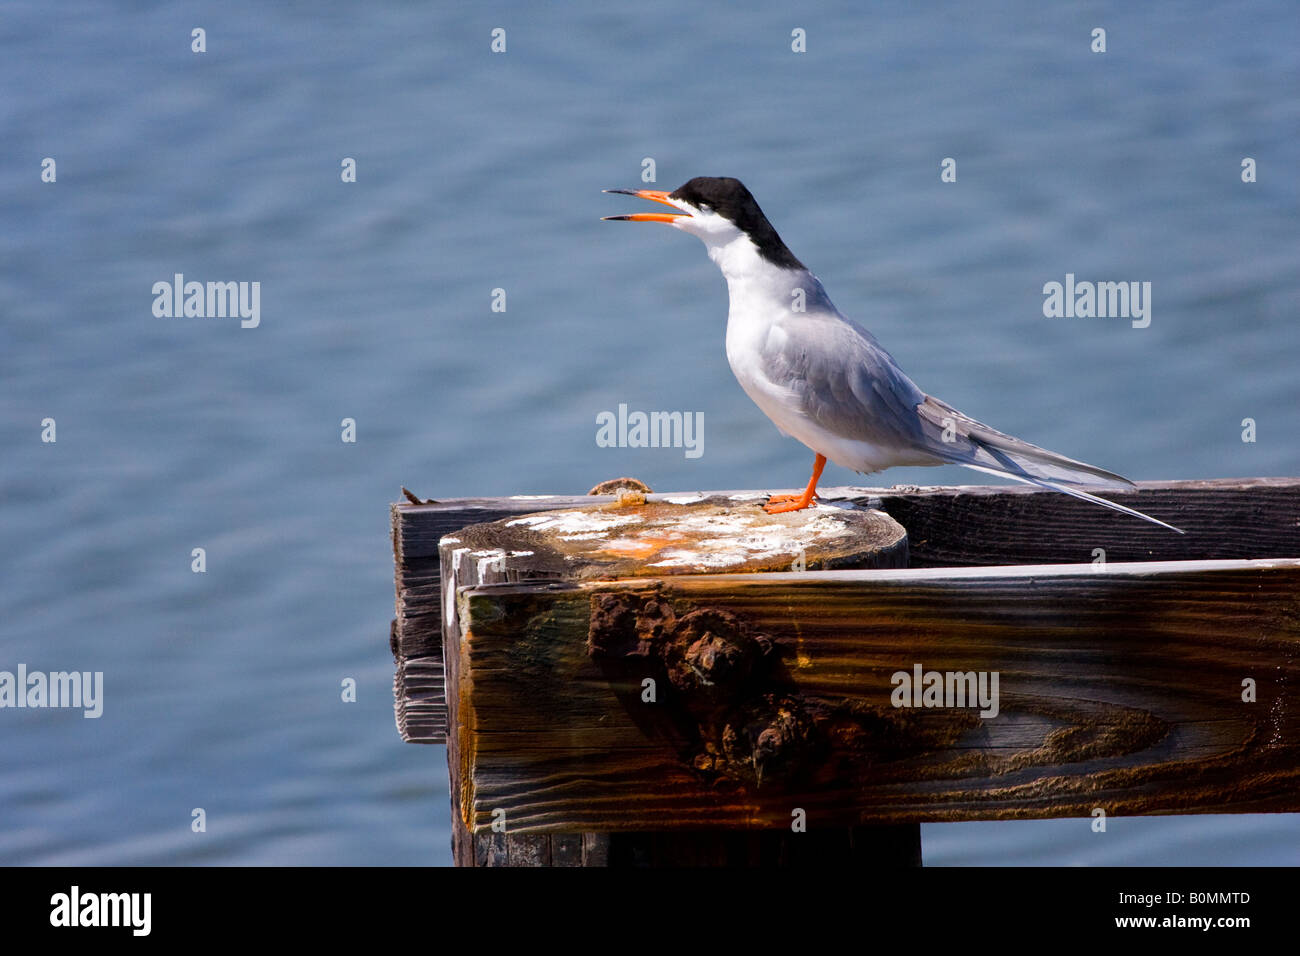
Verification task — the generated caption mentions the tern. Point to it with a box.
[604,176,1182,533]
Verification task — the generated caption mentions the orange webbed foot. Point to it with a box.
[763,453,827,515]
[763,493,817,514]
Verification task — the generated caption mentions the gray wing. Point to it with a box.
[758,310,945,463]
[759,305,1181,532]
[914,394,1135,489]
[761,308,1136,488]
[914,394,1184,532]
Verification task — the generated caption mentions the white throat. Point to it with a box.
[689,229,829,323]
[703,230,773,283]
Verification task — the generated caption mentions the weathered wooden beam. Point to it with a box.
[449,558,1300,832]
[391,477,1300,744]
[873,476,1300,567]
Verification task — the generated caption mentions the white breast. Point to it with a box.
[724,291,897,474]
[703,229,919,475]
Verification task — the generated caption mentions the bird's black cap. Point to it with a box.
[668,177,805,270]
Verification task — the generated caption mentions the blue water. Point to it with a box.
[2,1,1297,865]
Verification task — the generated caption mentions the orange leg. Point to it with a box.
[764,453,827,514]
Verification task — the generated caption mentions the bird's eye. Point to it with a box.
[698,203,712,213]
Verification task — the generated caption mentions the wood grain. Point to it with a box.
[452,558,1300,831]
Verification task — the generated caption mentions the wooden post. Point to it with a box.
[438,494,915,866]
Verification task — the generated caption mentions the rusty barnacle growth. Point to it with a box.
[587,590,820,788]
[666,608,769,700]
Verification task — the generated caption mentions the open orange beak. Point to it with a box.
[602,188,690,223]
